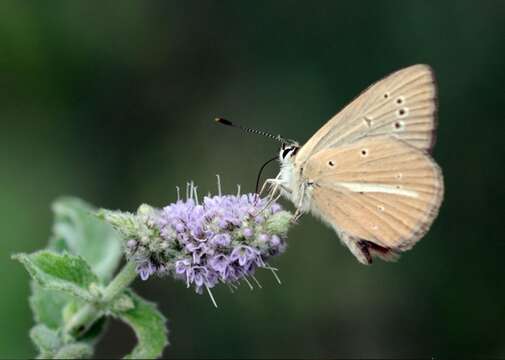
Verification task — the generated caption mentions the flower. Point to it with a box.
[137,261,156,281]
[100,180,292,306]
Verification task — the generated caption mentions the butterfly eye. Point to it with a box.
[282,148,291,159]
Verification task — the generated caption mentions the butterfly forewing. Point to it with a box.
[295,64,436,168]
[304,137,443,254]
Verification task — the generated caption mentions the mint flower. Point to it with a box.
[100,180,292,306]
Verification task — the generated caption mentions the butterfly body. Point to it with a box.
[272,64,444,264]
[278,144,308,210]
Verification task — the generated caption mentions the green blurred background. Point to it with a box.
[2,1,505,358]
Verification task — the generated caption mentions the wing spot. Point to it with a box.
[360,149,369,157]
[328,160,335,167]
[395,96,405,105]
[395,173,403,180]
[383,92,390,99]
[397,108,409,118]
[378,205,385,211]
[394,121,404,130]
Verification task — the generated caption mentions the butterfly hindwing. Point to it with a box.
[303,136,443,262]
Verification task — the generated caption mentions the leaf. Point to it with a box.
[27,282,107,359]
[50,197,123,283]
[53,342,94,359]
[30,324,61,355]
[116,290,168,359]
[13,251,99,301]
[16,197,122,358]
[30,323,96,359]
[30,283,70,329]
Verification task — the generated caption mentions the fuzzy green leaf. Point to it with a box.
[53,342,94,359]
[117,290,168,359]
[13,251,99,301]
[50,197,122,283]
[30,283,70,329]
[30,324,61,356]
[31,323,95,359]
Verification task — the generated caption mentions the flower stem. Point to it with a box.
[64,261,138,337]
[102,261,137,303]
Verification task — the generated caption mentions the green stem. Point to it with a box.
[102,261,137,303]
[64,261,138,337]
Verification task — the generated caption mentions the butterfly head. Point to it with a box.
[279,142,300,163]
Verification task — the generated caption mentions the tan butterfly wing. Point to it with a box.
[295,64,436,169]
[303,136,443,264]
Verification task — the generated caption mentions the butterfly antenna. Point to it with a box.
[214,117,289,144]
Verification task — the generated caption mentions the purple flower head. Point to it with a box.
[111,180,292,303]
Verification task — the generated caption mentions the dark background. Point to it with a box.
[2,1,505,358]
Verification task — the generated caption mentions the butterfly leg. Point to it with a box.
[253,191,283,217]
[265,177,285,205]
[258,173,282,197]
[292,198,305,222]
[291,186,305,223]
[258,178,273,197]
[292,209,304,223]
[254,176,279,206]
[292,182,312,222]
[253,176,284,216]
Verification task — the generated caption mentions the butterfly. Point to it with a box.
[217,64,444,264]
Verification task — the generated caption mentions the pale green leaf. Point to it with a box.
[30,283,70,329]
[117,290,168,359]
[53,342,93,359]
[13,251,98,301]
[50,197,122,282]
[30,323,97,359]
[30,324,61,355]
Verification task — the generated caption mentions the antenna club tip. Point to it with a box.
[214,117,233,126]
